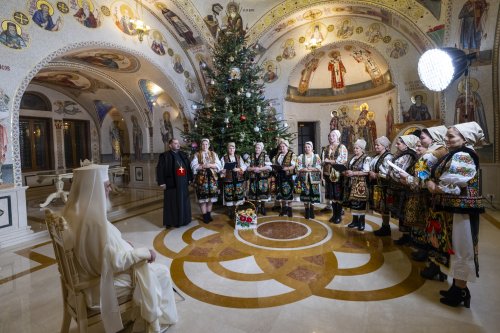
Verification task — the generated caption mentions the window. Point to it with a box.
[297,122,316,155]
[20,92,51,111]
[63,119,90,168]
[19,117,53,171]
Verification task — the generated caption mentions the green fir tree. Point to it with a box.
[182,29,293,157]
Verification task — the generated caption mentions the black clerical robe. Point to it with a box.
[156,150,193,227]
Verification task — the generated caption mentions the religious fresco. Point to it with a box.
[70,0,101,28]
[172,53,184,74]
[28,0,63,32]
[148,29,167,56]
[53,100,82,115]
[365,22,386,43]
[455,77,489,144]
[416,0,441,19]
[94,100,115,126]
[387,39,408,59]
[138,79,164,114]
[0,88,10,108]
[262,60,278,83]
[33,71,92,90]
[336,18,355,39]
[64,50,140,72]
[281,38,296,60]
[185,77,195,94]
[0,20,29,50]
[111,0,136,36]
[457,0,489,56]
[402,92,432,123]
[155,2,199,47]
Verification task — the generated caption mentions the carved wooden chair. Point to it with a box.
[45,209,136,333]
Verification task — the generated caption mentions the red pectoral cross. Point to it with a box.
[176,166,186,176]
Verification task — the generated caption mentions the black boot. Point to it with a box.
[347,215,359,228]
[309,206,315,219]
[329,203,337,223]
[208,211,213,222]
[272,204,281,212]
[420,262,447,281]
[334,203,342,224]
[374,224,391,236]
[203,213,210,224]
[411,249,428,262]
[440,280,456,297]
[260,202,267,216]
[358,215,365,231]
[279,205,286,216]
[440,286,471,308]
[304,207,310,219]
[228,207,235,220]
[287,206,293,217]
[394,233,411,245]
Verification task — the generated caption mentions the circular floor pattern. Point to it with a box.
[154,212,426,308]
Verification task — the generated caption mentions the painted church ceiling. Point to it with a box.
[63,49,141,72]
[32,70,114,93]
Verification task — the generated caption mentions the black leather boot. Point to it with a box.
[279,205,286,216]
[358,215,365,231]
[440,286,470,308]
[287,206,293,217]
[440,280,456,297]
[329,203,337,223]
[347,215,359,228]
[334,203,342,224]
[203,213,210,224]
[394,233,411,245]
[208,211,213,222]
[373,224,391,236]
[260,202,267,216]
[420,262,447,281]
[411,249,428,262]
[309,206,315,219]
[304,207,310,219]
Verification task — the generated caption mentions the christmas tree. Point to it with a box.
[182,28,293,157]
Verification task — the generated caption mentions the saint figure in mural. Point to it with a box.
[173,54,184,74]
[263,64,278,83]
[389,41,407,59]
[282,39,296,59]
[339,109,355,151]
[386,98,395,138]
[151,31,166,55]
[185,77,195,94]
[110,120,122,161]
[32,1,62,31]
[131,116,143,161]
[0,21,27,49]
[157,3,197,45]
[459,0,489,55]
[366,111,377,151]
[225,2,244,36]
[330,110,340,131]
[366,23,383,43]
[298,57,319,94]
[403,95,431,122]
[455,78,489,143]
[328,51,346,92]
[74,0,100,28]
[114,4,135,35]
[337,19,353,39]
[160,111,174,145]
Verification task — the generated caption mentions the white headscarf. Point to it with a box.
[423,125,447,151]
[453,121,485,148]
[255,142,264,151]
[399,135,419,152]
[354,139,367,151]
[375,136,391,149]
[305,141,313,150]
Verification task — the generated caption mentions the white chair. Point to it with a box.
[79,159,94,167]
[45,209,137,333]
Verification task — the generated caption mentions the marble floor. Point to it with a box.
[1,187,500,333]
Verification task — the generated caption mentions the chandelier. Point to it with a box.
[130,0,150,42]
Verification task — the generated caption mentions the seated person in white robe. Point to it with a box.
[62,164,178,333]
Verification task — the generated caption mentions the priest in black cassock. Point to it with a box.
[156,138,193,228]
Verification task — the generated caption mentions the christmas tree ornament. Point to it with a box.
[229,56,234,62]
[210,79,215,85]
[237,91,241,96]
[229,108,233,113]
[225,97,230,104]
[256,106,261,113]
[245,91,251,98]
[240,114,247,122]
[224,117,229,123]
[254,126,260,132]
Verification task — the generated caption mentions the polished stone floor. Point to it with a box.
[1,186,500,332]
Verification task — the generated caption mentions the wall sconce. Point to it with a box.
[130,0,150,42]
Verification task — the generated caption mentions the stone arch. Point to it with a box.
[10,41,192,186]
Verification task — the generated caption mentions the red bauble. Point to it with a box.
[239,114,247,122]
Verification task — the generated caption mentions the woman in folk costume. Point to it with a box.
[246,142,272,215]
[368,136,393,236]
[191,138,222,223]
[296,141,322,219]
[343,139,371,231]
[321,129,348,223]
[220,142,247,219]
[426,122,484,308]
[63,165,178,333]
[400,126,448,265]
[387,134,419,245]
[273,139,297,217]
